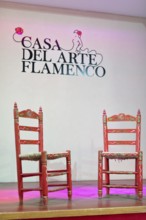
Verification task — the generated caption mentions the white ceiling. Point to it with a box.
[1,0,146,18]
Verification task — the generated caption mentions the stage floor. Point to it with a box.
[0,180,146,220]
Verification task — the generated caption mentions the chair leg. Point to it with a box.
[39,160,43,198]
[138,151,143,199]
[98,151,103,198]
[18,188,23,203]
[66,150,72,199]
[41,151,48,204]
[17,160,23,203]
[105,158,110,195]
[135,158,138,195]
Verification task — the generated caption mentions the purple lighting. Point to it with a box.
[0,184,145,203]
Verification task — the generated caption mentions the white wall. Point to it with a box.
[0,3,146,182]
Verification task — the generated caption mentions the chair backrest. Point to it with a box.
[103,110,141,152]
[14,103,43,158]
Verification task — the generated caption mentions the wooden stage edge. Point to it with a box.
[1,206,146,220]
[0,180,146,219]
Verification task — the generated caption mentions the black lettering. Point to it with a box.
[95,66,106,77]
[22,48,33,60]
[32,38,42,49]
[43,38,51,50]
[31,61,40,73]
[22,61,31,72]
[69,52,78,64]
[41,63,51,74]
[89,54,97,65]
[57,52,67,63]
[53,63,64,74]
[85,65,94,77]
[52,40,61,50]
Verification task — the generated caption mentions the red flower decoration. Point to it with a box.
[74,30,82,37]
[15,27,23,35]
[77,30,82,36]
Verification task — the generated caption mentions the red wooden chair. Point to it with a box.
[98,110,143,199]
[14,103,72,203]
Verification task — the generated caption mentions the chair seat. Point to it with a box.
[19,151,69,160]
[47,152,69,160]
[48,171,68,177]
[19,152,41,161]
[101,151,139,159]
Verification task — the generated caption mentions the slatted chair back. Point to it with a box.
[14,103,43,157]
[103,110,141,153]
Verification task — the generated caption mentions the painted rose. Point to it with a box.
[15,27,23,35]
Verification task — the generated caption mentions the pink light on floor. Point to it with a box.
[0,184,145,204]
